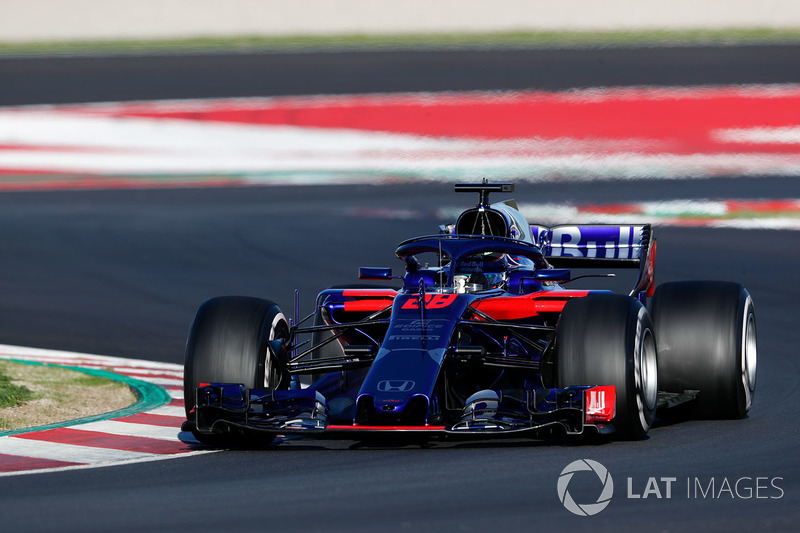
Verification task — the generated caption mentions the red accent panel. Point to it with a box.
[473,291,590,320]
[342,290,398,298]
[427,294,458,309]
[343,299,395,312]
[0,453,84,473]
[13,428,192,454]
[585,386,616,424]
[645,240,657,298]
[401,293,458,310]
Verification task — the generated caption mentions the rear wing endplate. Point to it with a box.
[530,224,656,299]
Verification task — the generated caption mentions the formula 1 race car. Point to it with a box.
[182,181,757,446]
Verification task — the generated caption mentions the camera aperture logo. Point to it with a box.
[557,460,785,516]
[557,459,614,516]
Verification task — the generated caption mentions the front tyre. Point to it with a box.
[183,296,290,445]
[650,281,756,419]
[556,294,658,440]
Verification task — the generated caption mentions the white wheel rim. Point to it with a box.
[745,313,757,388]
[640,328,659,412]
[742,298,757,413]
[264,312,288,388]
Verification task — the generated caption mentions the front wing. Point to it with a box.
[185,383,618,441]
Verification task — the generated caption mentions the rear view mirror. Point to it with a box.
[534,269,571,283]
[358,267,394,280]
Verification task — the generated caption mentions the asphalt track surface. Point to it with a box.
[3,43,800,105]
[0,45,799,531]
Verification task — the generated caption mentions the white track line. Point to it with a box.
[145,406,186,417]
[128,377,183,387]
[0,449,218,478]
[0,437,157,463]
[69,420,186,441]
[0,345,183,371]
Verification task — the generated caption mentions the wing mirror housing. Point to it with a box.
[533,269,571,283]
[358,267,396,280]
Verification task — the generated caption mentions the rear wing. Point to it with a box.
[530,224,656,298]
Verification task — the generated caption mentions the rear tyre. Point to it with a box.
[183,296,290,446]
[650,281,756,419]
[556,294,658,440]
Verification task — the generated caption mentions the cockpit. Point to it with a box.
[396,236,549,295]
[359,182,572,295]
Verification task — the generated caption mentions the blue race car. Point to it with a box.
[182,181,757,445]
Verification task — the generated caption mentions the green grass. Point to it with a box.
[0,360,135,431]
[73,374,120,387]
[2,28,800,56]
[0,371,34,408]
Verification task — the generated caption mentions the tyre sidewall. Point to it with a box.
[184,296,288,419]
[556,294,657,440]
[651,281,756,419]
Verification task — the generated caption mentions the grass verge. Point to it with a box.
[0,370,33,408]
[0,360,136,431]
[2,28,800,56]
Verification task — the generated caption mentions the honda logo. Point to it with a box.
[377,380,416,392]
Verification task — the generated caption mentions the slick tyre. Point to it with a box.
[183,296,289,445]
[650,281,756,419]
[556,294,658,440]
